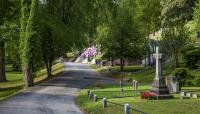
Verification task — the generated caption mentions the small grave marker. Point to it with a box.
[93,94,98,102]
[180,91,186,97]
[186,92,192,97]
[132,80,138,91]
[192,94,199,99]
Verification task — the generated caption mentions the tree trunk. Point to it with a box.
[0,41,6,82]
[174,49,179,68]
[45,60,52,78]
[120,57,124,90]
[111,57,114,67]
[23,65,33,87]
[110,56,114,67]
[120,29,124,91]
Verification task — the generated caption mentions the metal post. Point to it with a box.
[103,97,107,109]
[135,81,138,90]
[87,90,91,96]
[124,103,130,114]
[133,80,135,90]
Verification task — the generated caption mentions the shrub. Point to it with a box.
[193,77,200,87]
[181,46,200,68]
[185,80,195,86]
[172,68,192,89]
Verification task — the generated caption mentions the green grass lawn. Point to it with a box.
[91,63,200,83]
[90,63,175,83]
[0,63,64,101]
[77,84,200,114]
[78,64,200,114]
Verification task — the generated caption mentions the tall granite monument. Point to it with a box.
[151,47,172,99]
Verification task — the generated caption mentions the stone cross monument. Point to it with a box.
[151,47,172,99]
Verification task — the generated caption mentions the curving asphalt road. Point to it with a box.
[0,62,116,114]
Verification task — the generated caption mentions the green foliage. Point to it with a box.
[193,0,200,30]
[161,0,196,26]
[193,77,200,87]
[19,0,43,86]
[161,0,194,68]
[172,68,192,88]
[5,24,21,71]
[181,46,200,68]
[96,0,146,64]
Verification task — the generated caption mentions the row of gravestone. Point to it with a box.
[130,77,179,93]
[180,91,199,99]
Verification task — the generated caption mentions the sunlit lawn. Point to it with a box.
[80,64,200,114]
[77,84,200,114]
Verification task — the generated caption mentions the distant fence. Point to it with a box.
[87,90,148,114]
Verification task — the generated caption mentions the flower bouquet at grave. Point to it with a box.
[140,91,156,100]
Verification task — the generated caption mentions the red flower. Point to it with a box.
[140,91,156,99]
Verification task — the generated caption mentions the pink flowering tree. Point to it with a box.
[81,46,97,59]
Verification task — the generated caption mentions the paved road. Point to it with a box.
[0,62,116,114]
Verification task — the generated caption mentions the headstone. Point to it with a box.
[91,58,96,64]
[180,91,187,97]
[132,80,138,91]
[192,94,199,99]
[186,92,192,97]
[165,76,180,93]
[93,94,98,102]
[151,47,172,99]
[75,57,85,63]
[82,58,89,64]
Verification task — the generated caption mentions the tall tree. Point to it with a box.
[161,0,194,67]
[20,0,41,87]
[0,0,18,82]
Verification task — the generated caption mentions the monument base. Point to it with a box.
[155,94,173,99]
[151,77,172,99]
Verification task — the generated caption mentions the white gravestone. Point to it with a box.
[90,59,96,65]
[165,76,180,93]
[192,94,199,99]
[132,80,138,91]
[82,58,89,64]
[75,57,85,63]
